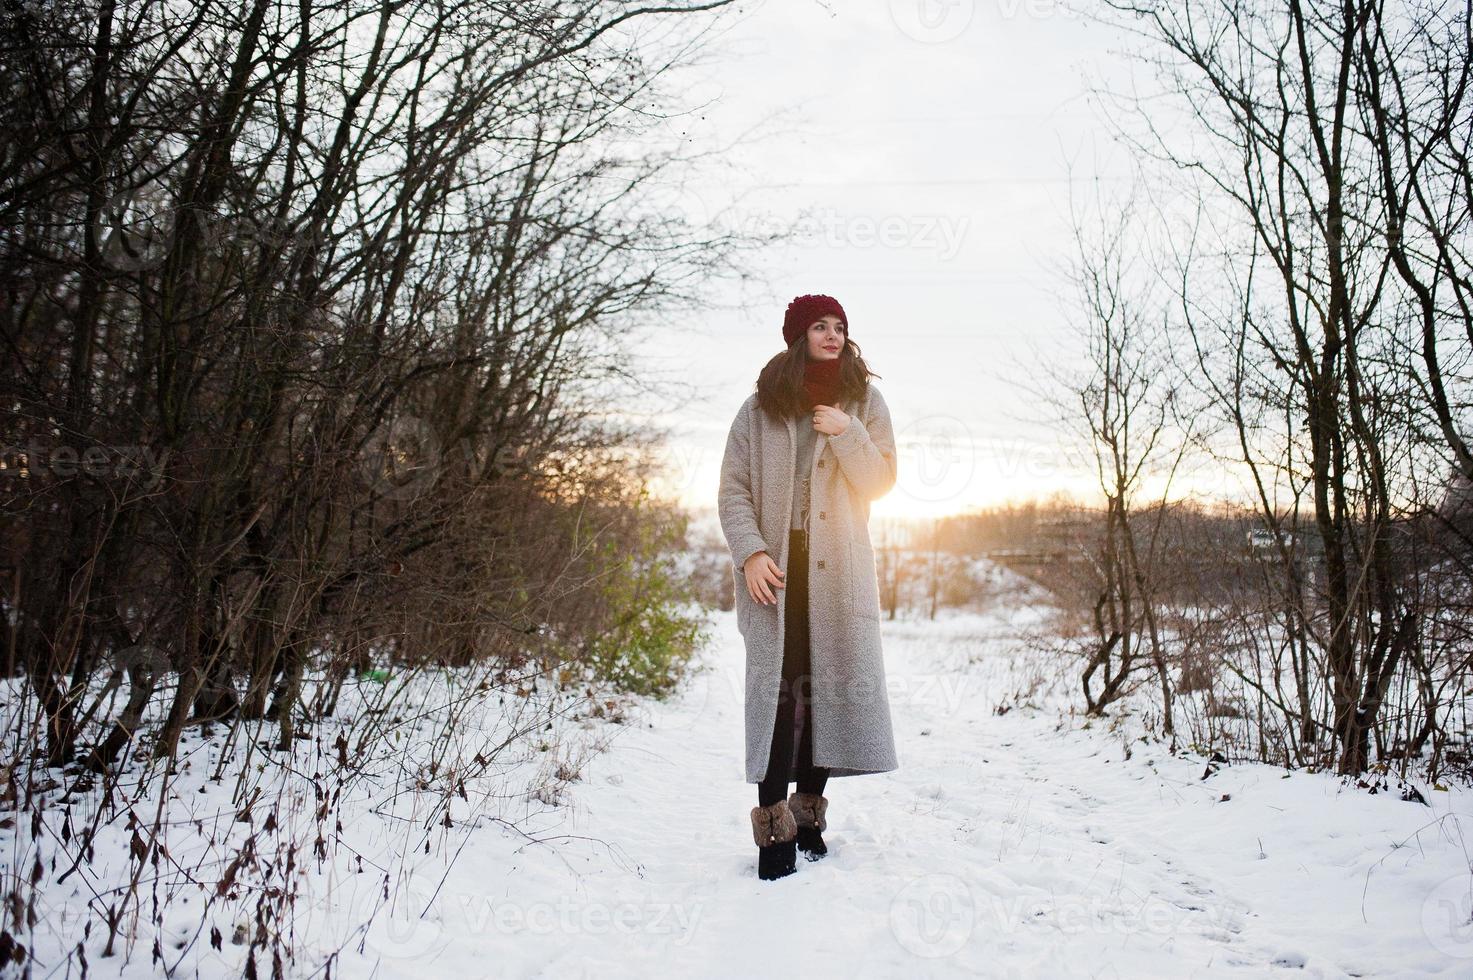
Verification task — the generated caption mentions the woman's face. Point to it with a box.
[806,315,846,361]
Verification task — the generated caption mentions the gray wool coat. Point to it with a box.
[718,382,901,783]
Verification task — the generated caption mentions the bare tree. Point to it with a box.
[1091,0,1472,775]
[0,2,752,968]
[1047,185,1194,728]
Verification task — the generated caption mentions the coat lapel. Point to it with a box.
[781,409,796,566]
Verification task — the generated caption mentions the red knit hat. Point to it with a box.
[782,294,848,347]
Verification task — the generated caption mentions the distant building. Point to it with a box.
[1247,527,1292,552]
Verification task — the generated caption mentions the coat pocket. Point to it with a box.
[850,537,881,621]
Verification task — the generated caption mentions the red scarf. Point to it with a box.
[802,356,842,409]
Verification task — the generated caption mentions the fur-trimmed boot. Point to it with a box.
[750,799,798,880]
[788,791,828,859]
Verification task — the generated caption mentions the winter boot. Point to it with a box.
[750,799,798,880]
[788,791,828,859]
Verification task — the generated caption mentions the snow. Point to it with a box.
[12,597,1472,978]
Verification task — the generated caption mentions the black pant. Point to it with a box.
[758,529,831,807]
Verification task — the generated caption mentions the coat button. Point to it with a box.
[817,459,824,467]
[816,560,825,569]
[819,511,825,520]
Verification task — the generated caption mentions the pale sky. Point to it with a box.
[630,0,1141,522]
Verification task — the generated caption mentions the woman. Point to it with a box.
[717,293,900,881]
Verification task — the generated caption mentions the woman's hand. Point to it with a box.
[812,404,850,436]
[742,550,785,605]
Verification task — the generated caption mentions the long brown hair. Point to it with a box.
[755,334,879,420]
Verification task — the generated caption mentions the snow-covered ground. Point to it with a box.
[323,605,1469,978]
[13,595,1473,978]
